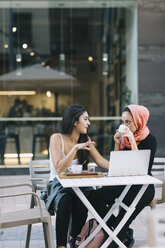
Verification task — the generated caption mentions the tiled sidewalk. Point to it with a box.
[0,175,164,247]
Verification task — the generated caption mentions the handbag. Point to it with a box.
[75,218,105,248]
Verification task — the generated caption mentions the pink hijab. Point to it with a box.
[120,104,150,150]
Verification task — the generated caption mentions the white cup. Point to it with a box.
[118,124,129,134]
[68,164,82,174]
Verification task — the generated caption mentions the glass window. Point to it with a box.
[0,1,137,164]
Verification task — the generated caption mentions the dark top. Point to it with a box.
[124,133,157,175]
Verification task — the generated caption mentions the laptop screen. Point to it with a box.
[108,150,151,177]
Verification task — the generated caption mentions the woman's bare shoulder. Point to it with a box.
[50,133,61,142]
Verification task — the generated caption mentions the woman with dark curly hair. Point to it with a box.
[46,104,108,248]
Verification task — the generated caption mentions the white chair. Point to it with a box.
[139,207,165,248]
[148,207,165,247]
[26,159,50,247]
[29,159,50,194]
[138,158,165,247]
[28,159,72,245]
[0,183,55,248]
[150,157,165,208]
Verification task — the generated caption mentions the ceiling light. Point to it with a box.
[102,53,108,76]
[16,53,22,62]
[22,43,28,49]
[4,44,8,49]
[46,91,51,97]
[88,56,93,62]
[12,27,17,32]
[41,61,46,66]
[102,53,108,62]
[30,51,35,56]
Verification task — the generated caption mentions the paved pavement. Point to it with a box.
[0,175,164,247]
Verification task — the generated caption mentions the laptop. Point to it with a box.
[108,150,151,177]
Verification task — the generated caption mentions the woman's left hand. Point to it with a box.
[123,130,138,150]
[123,129,135,143]
[76,140,95,151]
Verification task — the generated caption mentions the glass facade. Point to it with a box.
[0,1,137,164]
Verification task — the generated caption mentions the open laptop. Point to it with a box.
[108,150,151,177]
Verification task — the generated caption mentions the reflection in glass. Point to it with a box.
[0,1,138,163]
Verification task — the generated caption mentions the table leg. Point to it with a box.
[101,184,149,248]
[72,187,128,248]
[73,184,149,248]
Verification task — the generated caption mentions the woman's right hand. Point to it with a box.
[114,130,122,145]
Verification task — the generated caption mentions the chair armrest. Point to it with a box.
[0,183,34,192]
[0,190,45,221]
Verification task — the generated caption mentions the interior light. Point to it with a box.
[4,153,33,158]
[102,53,108,76]
[0,91,36,96]
[4,44,8,49]
[88,56,93,62]
[46,91,51,97]
[41,149,48,155]
[22,43,28,49]
[16,53,22,62]
[102,53,108,62]
[41,61,46,66]
[59,53,65,74]
[12,27,17,32]
[30,51,35,56]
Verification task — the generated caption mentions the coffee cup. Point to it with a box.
[118,124,129,134]
[68,164,82,174]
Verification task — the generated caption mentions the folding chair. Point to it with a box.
[29,159,50,196]
[26,159,50,247]
[0,183,54,248]
[28,159,72,245]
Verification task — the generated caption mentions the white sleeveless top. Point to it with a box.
[49,134,78,181]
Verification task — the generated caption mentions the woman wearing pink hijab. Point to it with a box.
[115,104,151,152]
[89,105,157,248]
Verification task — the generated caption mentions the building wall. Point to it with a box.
[138,0,165,156]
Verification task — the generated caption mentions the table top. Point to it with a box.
[57,175,162,188]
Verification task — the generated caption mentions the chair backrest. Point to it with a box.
[29,159,50,191]
[151,157,165,206]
